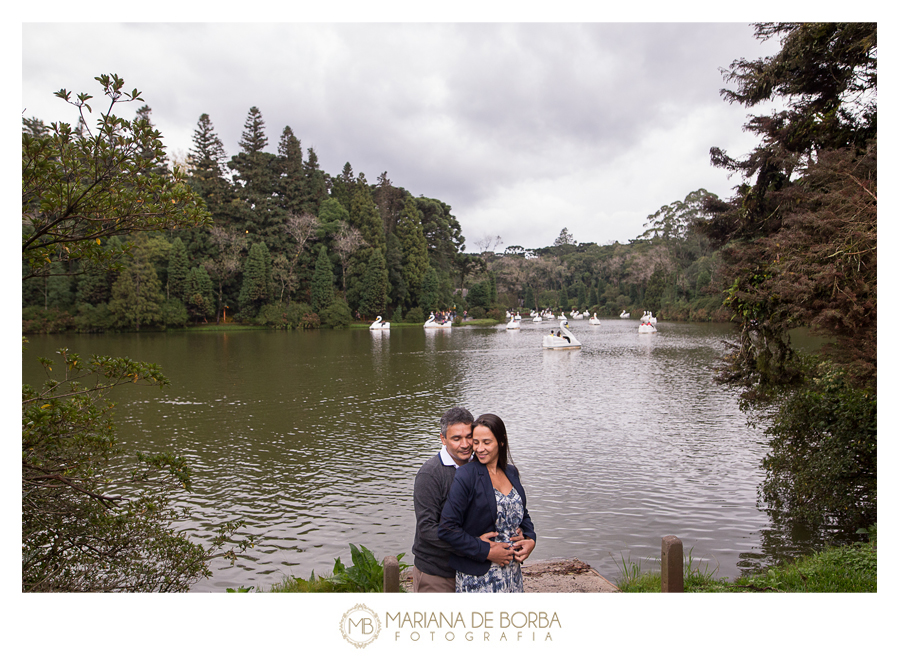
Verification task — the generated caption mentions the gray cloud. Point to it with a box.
[22,22,780,250]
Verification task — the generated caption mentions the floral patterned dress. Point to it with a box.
[455,487,525,593]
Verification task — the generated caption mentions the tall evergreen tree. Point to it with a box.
[108,258,164,331]
[276,126,305,215]
[238,242,272,318]
[167,237,190,301]
[330,162,355,212]
[302,147,328,216]
[395,195,429,307]
[183,266,215,320]
[228,107,281,253]
[310,245,335,313]
[524,287,535,310]
[385,231,407,310]
[420,267,440,312]
[349,176,385,253]
[358,248,390,319]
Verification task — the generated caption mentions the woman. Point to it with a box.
[438,414,536,592]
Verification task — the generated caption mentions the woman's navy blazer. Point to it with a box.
[438,460,536,576]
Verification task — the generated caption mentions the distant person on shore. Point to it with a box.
[438,413,536,592]
[412,407,526,592]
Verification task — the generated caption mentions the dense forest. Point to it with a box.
[22,103,729,333]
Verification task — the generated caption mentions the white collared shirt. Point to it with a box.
[439,445,472,468]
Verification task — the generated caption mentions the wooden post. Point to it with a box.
[661,536,683,593]
[383,555,400,593]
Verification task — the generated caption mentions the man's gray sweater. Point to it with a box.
[412,452,459,578]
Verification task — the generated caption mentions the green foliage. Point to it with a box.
[22,349,249,591]
[327,544,407,593]
[267,544,409,593]
[310,245,335,313]
[404,307,425,324]
[760,365,876,529]
[167,237,190,300]
[108,254,165,331]
[615,530,876,593]
[358,247,390,318]
[255,302,317,329]
[22,74,211,279]
[320,298,353,328]
[466,280,491,309]
[184,266,215,320]
[238,242,273,318]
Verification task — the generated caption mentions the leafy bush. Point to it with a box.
[22,307,76,334]
[269,544,409,593]
[320,298,353,328]
[256,302,318,329]
[404,307,425,324]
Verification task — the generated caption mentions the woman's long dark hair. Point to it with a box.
[472,413,513,472]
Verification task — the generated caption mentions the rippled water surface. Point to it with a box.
[24,320,788,591]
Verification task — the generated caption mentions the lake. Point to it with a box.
[22,318,815,592]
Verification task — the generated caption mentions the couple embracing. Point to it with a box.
[412,407,537,593]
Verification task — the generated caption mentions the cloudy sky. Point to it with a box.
[19,20,786,252]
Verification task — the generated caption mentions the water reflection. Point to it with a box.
[23,321,794,591]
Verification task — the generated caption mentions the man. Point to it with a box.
[412,407,526,592]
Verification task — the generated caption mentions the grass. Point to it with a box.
[615,528,876,593]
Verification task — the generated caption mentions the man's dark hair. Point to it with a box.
[440,407,474,437]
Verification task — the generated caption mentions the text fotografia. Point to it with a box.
[387,611,561,642]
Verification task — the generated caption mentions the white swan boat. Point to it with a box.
[589,313,601,325]
[369,316,390,330]
[570,310,583,320]
[543,320,582,350]
[532,314,542,323]
[424,313,452,329]
[506,317,521,330]
[620,310,630,319]
[638,321,657,334]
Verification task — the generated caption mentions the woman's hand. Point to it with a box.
[511,537,535,563]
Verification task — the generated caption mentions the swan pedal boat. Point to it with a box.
[506,318,521,330]
[589,313,601,325]
[369,316,390,330]
[543,320,582,350]
[424,313,452,329]
[620,310,630,319]
[638,321,657,334]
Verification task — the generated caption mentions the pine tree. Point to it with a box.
[167,237,190,301]
[358,248,390,319]
[109,258,164,331]
[302,147,328,216]
[184,267,216,320]
[395,195,429,306]
[420,267,440,312]
[228,107,280,253]
[310,245,335,313]
[331,162,355,212]
[524,288,535,310]
[276,126,305,215]
[350,179,385,253]
[238,242,272,318]
[385,231,407,309]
